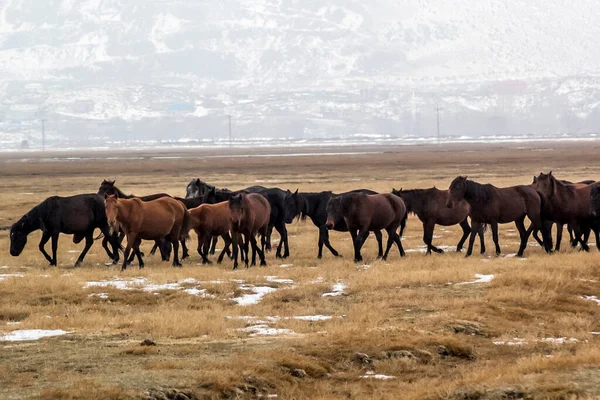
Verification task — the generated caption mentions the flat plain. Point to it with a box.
[0,141,599,400]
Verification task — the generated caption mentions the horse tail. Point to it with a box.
[399,211,408,238]
[180,210,192,241]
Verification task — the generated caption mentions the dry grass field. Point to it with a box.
[1,142,599,400]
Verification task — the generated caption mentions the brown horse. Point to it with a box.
[392,187,485,255]
[447,176,551,257]
[188,201,240,264]
[325,193,406,262]
[229,193,271,270]
[104,194,190,270]
[532,172,599,251]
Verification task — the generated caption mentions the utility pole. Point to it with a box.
[41,119,46,151]
[434,107,443,144]
[227,114,232,147]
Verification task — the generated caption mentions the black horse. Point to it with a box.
[284,189,385,258]
[202,186,290,258]
[9,194,119,266]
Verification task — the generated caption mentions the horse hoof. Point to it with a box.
[260,262,267,267]
[317,255,323,259]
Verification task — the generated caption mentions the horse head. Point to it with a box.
[228,193,245,228]
[201,186,217,204]
[325,196,343,230]
[9,218,29,256]
[284,189,300,223]
[532,171,555,197]
[103,194,120,235]
[97,179,116,197]
[446,176,468,208]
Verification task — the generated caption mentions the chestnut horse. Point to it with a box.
[104,194,190,270]
[229,193,271,270]
[392,187,485,255]
[188,201,240,264]
[325,193,406,262]
[447,176,551,257]
[532,172,599,251]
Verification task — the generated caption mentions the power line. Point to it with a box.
[41,119,46,151]
[227,114,232,148]
[434,107,443,144]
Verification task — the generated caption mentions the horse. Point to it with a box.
[188,201,239,264]
[284,189,385,259]
[447,176,552,257]
[97,180,174,261]
[325,193,406,262]
[590,184,600,216]
[532,172,599,251]
[104,194,190,270]
[202,185,290,258]
[530,177,595,251]
[228,193,271,270]
[391,187,485,255]
[10,194,119,267]
[185,177,264,200]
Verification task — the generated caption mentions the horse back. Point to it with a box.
[53,194,105,234]
[248,193,271,230]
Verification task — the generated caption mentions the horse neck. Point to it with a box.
[464,180,483,202]
[551,178,574,199]
[113,186,133,199]
[399,190,429,214]
[18,207,42,234]
[115,199,134,229]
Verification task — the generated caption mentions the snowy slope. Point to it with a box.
[1,0,600,144]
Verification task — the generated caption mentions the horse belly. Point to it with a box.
[138,214,175,239]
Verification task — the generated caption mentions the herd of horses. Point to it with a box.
[8,172,600,270]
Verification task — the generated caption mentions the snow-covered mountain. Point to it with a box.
[1,0,600,147]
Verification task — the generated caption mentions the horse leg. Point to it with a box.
[466,222,479,257]
[478,225,486,254]
[181,237,189,260]
[423,220,442,254]
[252,235,267,267]
[374,230,383,259]
[74,232,94,267]
[515,217,530,257]
[210,236,218,255]
[171,236,182,267]
[232,232,240,270]
[382,227,396,261]
[121,234,136,271]
[555,223,563,252]
[133,238,144,269]
[265,225,273,252]
[244,234,251,268]
[490,222,501,256]
[149,242,159,256]
[47,232,59,266]
[320,226,339,258]
[38,232,54,265]
[393,231,406,257]
[354,229,369,263]
[456,219,471,252]
[217,234,231,264]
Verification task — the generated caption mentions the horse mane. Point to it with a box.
[13,204,43,234]
[296,193,309,221]
[551,176,577,196]
[112,186,131,198]
[465,180,493,203]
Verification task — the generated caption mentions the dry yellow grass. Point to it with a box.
[0,142,599,399]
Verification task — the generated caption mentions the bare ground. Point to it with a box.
[1,142,599,399]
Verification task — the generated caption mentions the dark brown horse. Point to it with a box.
[447,176,551,257]
[188,201,239,264]
[590,183,600,217]
[530,177,595,251]
[104,195,190,270]
[229,193,271,270]
[532,172,599,251]
[325,193,406,262]
[392,187,485,255]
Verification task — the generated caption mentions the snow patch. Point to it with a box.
[456,274,495,285]
[88,292,109,299]
[0,274,24,281]
[360,371,395,380]
[232,285,277,306]
[0,329,71,341]
[265,276,294,284]
[581,295,600,305]
[493,338,527,346]
[323,282,346,297]
[238,324,295,337]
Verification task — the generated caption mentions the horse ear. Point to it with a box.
[196,178,201,185]
[549,171,553,176]
[103,192,109,199]
[286,189,291,194]
[110,180,115,185]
